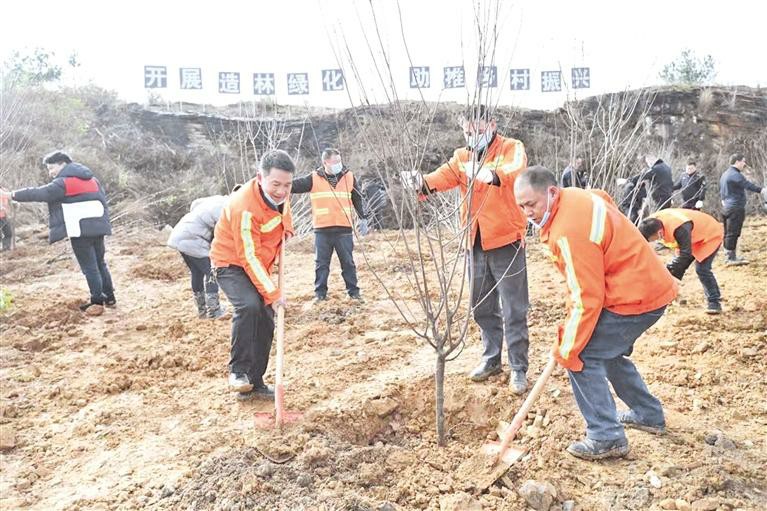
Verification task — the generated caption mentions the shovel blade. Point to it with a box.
[456,442,526,491]
[481,441,526,466]
[496,420,511,439]
[254,411,303,429]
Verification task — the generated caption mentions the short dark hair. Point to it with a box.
[321,148,341,161]
[687,160,696,166]
[260,149,295,174]
[638,217,663,240]
[729,153,745,165]
[43,151,72,166]
[464,104,492,122]
[516,165,557,191]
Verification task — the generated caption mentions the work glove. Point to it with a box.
[695,200,703,209]
[666,263,685,281]
[474,167,495,184]
[616,178,628,187]
[399,170,423,191]
[271,295,287,313]
[357,218,370,237]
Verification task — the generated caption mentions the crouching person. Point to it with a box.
[210,150,294,401]
[639,209,723,314]
[167,193,233,319]
[514,166,678,460]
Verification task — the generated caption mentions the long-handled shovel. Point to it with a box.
[254,238,302,429]
[457,355,558,490]
[485,355,557,465]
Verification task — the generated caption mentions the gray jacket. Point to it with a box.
[167,195,228,258]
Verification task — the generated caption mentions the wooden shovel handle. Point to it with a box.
[496,355,558,463]
[274,237,286,427]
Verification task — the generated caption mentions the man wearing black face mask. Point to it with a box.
[291,148,368,301]
[402,105,531,395]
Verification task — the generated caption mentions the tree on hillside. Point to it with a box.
[659,49,716,86]
[2,48,63,87]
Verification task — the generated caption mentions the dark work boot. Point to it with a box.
[79,298,104,312]
[205,293,228,320]
[617,410,666,435]
[705,302,722,315]
[468,361,502,382]
[509,370,528,395]
[194,292,206,318]
[725,250,748,266]
[566,437,630,460]
[236,384,275,401]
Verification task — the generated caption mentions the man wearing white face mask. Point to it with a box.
[291,148,368,301]
[515,166,677,460]
[414,104,531,395]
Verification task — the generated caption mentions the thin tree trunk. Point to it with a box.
[435,352,446,446]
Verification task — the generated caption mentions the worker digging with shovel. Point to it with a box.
[210,150,294,402]
[513,166,678,460]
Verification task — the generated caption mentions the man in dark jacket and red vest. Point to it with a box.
[1,151,115,311]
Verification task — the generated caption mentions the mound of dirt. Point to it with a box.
[2,219,766,510]
[129,249,186,281]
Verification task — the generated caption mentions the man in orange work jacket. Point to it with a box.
[407,105,531,394]
[515,166,678,460]
[639,209,723,314]
[211,150,295,401]
[290,148,368,301]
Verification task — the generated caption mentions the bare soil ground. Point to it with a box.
[1,219,766,511]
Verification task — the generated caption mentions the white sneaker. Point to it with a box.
[228,373,253,393]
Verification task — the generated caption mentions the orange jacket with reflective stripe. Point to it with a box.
[540,188,678,371]
[210,179,293,305]
[310,171,354,228]
[423,134,527,250]
[651,209,723,262]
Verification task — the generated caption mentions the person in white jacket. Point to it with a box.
[167,193,232,319]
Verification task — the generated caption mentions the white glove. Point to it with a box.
[474,167,495,184]
[271,295,287,312]
[695,200,703,209]
[400,170,423,190]
[617,178,628,186]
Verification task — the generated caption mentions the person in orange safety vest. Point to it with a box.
[639,208,723,314]
[515,166,678,461]
[211,150,295,402]
[402,104,531,395]
[290,148,368,301]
